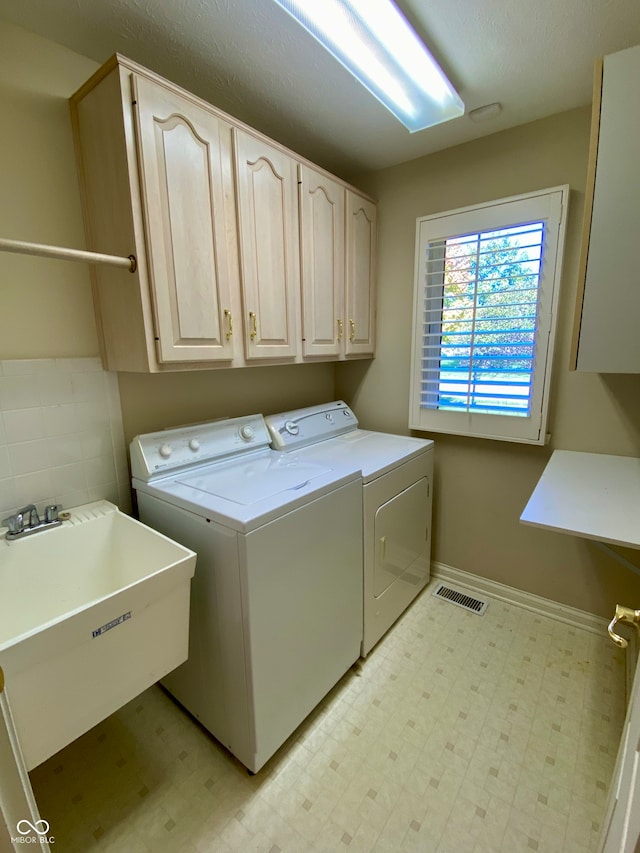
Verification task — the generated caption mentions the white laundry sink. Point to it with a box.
[0,500,196,770]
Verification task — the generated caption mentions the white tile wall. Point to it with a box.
[0,358,131,520]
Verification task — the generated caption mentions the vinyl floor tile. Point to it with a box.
[29,583,626,852]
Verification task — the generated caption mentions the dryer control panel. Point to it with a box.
[265,401,358,451]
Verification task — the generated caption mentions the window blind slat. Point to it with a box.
[427,331,536,339]
[424,282,539,297]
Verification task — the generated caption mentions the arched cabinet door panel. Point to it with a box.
[234,130,300,360]
[299,164,345,358]
[133,75,238,363]
[345,192,376,357]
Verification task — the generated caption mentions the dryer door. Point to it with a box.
[374,478,430,597]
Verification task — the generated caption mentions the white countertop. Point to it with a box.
[520,450,640,549]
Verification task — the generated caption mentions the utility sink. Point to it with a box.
[0,500,196,770]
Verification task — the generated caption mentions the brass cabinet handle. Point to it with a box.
[608,604,640,648]
[224,309,233,340]
[349,319,355,342]
[249,311,258,341]
[337,318,343,340]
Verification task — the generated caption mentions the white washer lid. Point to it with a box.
[175,455,332,505]
[133,448,361,532]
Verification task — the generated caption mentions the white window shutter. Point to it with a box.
[409,187,569,444]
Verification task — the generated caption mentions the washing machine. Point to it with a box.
[130,413,362,773]
[265,401,434,657]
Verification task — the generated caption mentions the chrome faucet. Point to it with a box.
[2,503,63,541]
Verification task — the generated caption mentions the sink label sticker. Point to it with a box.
[92,611,131,638]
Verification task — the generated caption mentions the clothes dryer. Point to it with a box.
[265,401,434,656]
[130,413,362,772]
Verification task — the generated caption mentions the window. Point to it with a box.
[409,186,569,444]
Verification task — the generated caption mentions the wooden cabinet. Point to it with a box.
[132,76,237,364]
[234,131,300,360]
[71,55,376,372]
[571,45,640,373]
[345,191,376,356]
[299,168,376,359]
[71,59,244,372]
[299,164,345,357]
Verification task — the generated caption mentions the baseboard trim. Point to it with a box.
[431,562,609,637]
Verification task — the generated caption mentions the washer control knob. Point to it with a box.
[343,409,351,417]
[285,420,299,435]
[239,425,255,441]
[188,439,200,452]
[159,443,173,459]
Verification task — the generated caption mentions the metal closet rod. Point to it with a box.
[0,237,137,273]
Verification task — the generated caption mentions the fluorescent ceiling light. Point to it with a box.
[272,0,464,133]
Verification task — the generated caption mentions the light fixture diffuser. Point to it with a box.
[272,0,464,132]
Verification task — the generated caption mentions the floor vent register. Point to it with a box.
[432,583,489,615]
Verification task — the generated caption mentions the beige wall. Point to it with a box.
[118,363,335,445]
[0,22,99,358]
[337,107,640,618]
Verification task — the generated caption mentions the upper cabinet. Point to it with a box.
[299,166,376,359]
[570,45,640,373]
[71,60,243,371]
[234,131,300,360]
[299,165,345,358]
[70,55,376,372]
[345,192,377,357]
[132,76,237,364]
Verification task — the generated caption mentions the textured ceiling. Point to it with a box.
[1,0,640,179]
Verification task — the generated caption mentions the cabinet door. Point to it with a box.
[299,165,345,357]
[345,192,377,356]
[132,76,237,363]
[234,130,299,360]
[573,46,640,372]
[599,646,640,852]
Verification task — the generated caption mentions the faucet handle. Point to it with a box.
[44,504,62,523]
[2,513,23,534]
